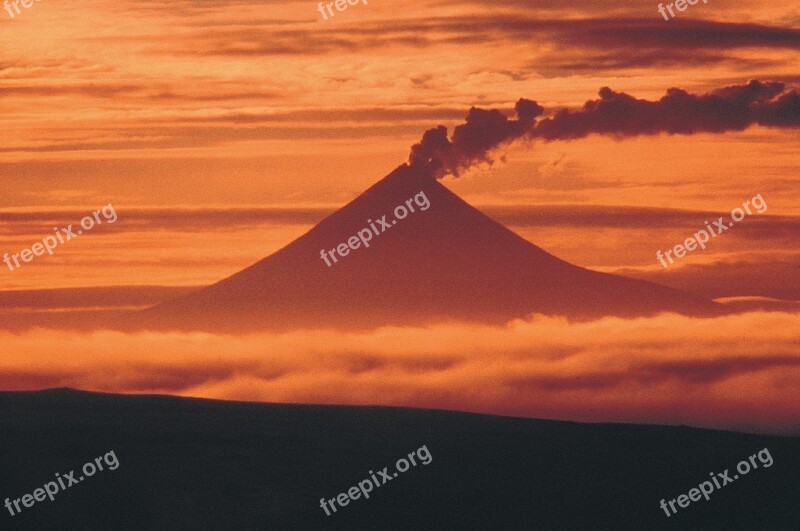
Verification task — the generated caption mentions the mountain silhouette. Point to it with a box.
[131,164,721,332]
[2,389,798,530]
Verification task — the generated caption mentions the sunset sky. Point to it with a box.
[0,0,798,433]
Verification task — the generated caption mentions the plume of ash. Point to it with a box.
[408,99,544,179]
[408,80,799,179]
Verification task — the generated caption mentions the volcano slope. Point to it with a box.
[131,164,722,333]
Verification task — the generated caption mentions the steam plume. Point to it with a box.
[409,80,799,179]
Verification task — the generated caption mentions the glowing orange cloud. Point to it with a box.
[1,311,798,434]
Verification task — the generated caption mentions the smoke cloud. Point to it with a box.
[408,99,544,178]
[408,80,800,179]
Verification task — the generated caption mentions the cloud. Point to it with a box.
[620,258,800,301]
[166,16,800,59]
[482,204,800,231]
[0,286,197,310]
[0,124,428,154]
[0,206,332,233]
[0,311,798,435]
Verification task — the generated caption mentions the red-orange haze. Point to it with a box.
[0,0,798,434]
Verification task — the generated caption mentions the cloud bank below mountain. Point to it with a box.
[1,311,798,435]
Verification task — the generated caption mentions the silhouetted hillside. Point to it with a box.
[1,389,797,530]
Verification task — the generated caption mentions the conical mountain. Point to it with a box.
[133,164,721,332]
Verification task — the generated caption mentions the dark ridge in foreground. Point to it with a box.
[1,389,798,530]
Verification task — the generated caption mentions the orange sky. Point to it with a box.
[0,0,798,432]
[1,0,798,289]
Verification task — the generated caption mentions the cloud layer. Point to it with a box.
[1,311,798,435]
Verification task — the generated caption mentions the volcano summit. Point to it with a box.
[131,164,721,333]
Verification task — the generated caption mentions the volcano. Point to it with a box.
[132,164,721,332]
